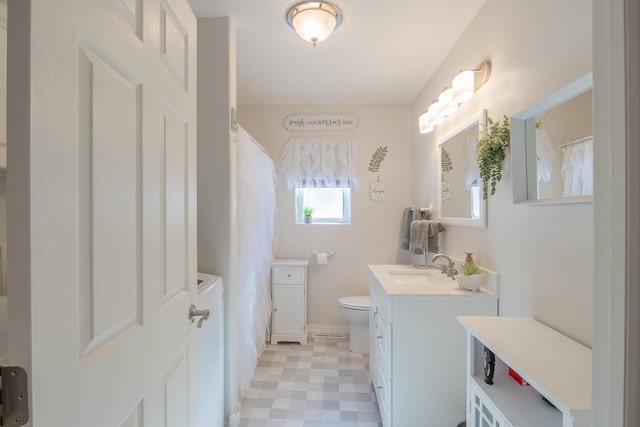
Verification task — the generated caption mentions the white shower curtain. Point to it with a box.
[236,127,279,396]
[561,138,593,197]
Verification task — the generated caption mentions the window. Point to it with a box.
[295,187,351,224]
[470,178,480,219]
[282,138,359,225]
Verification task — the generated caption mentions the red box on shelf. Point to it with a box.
[508,367,529,386]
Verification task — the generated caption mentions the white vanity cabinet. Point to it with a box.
[458,317,592,427]
[369,288,391,424]
[368,265,499,427]
[270,259,309,345]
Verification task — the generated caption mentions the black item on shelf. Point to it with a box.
[484,346,495,385]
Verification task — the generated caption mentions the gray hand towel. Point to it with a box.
[410,220,445,254]
[400,208,414,250]
[426,221,445,254]
[409,220,429,255]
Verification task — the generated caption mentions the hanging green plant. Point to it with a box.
[368,146,388,173]
[476,115,510,199]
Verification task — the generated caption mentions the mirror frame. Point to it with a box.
[511,72,593,205]
[437,109,487,228]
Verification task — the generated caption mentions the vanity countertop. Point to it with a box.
[368,264,498,297]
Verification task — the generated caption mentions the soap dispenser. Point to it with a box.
[464,252,474,263]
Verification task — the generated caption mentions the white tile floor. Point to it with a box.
[239,337,382,427]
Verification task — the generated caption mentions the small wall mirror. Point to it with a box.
[511,73,593,204]
[437,109,487,227]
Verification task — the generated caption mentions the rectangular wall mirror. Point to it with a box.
[511,73,593,204]
[437,109,487,228]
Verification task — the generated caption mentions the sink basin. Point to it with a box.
[387,269,451,285]
[369,264,497,296]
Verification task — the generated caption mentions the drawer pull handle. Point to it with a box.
[287,274,291,277]
[377,335,383,339]
[376,385,383,390]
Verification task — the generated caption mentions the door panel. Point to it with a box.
[160,0,189,88]
[163,350,190,426]
[106,0,143,39]
[119,402,144,427]
[162,102,189,303]
[7,0,198,425]
[78,38,143,365]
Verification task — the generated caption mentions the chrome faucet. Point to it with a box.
[431,254,458,278]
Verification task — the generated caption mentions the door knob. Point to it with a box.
[189,304,210,328]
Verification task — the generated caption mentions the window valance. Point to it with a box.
[281,138,360,190]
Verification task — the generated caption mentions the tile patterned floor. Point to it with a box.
[239,337,383,427]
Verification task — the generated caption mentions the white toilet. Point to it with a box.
[338,296,370,354]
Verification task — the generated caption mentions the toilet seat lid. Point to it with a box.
[338,296,370,310]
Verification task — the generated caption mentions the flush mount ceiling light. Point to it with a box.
[286,1,343,46]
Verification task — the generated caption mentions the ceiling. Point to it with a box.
[187,0,486,106]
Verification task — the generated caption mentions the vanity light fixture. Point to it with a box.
[427,102,444,126]
[419,101,445,134]
[438,88,458,117]
[286,1,343,46]
[452,70,475,103]
[418,60,491,134]
[419,112,435,134]
[453,61,491,103]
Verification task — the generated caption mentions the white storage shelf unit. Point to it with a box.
[458,316,592,427]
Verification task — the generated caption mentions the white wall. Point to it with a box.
[196,17,241,424]
[592,0,629,423]
[0,178,5,295]
[412,0,593,345]
[0,1,6,295]
[239,105,413,331]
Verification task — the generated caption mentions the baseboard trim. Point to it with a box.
[307,324,349,336]
[311,333,348,339]
[227,405,241,427]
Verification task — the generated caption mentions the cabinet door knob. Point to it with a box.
[274,308,278,312]
[287,274,291,277]
[376,385,383,390]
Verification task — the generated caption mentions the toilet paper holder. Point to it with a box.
[311,249,335,259]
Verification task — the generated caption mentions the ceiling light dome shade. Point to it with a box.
[428,102,445,126]
[452,69,475,103]
[287,2,343,46]
[438,88,458,117]
[419,112,434,134]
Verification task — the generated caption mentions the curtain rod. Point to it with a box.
[239,128,273,158]
[561,135,593,149]
[252,138,273,159]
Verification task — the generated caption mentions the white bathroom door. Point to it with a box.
[7,0,198,426]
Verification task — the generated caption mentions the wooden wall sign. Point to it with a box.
[283,113,359,132]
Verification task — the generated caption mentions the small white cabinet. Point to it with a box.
[458,316,592,427]
[270,259,309,345]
